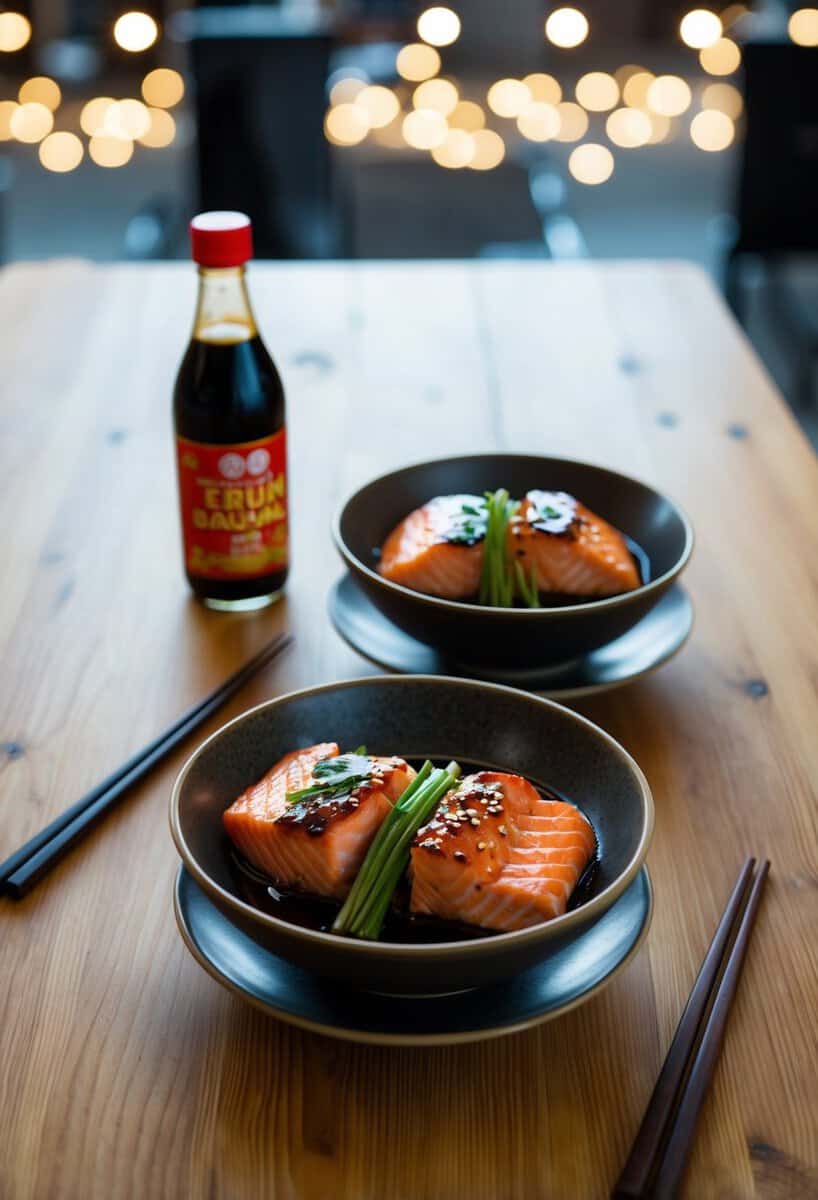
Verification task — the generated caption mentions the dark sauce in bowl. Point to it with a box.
[227,759,600,943]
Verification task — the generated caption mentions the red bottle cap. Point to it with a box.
[189,211,253,268]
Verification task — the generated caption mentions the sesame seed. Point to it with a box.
[477,841,487,851]
[470,817,480,827]
[498,824,507,836]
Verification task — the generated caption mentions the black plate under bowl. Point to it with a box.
[333,454,693,668]
[170,676,653,996]
[330,572,693,697]
[175,865,653,1045]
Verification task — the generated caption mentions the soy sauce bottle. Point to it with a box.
[174,212,288,610]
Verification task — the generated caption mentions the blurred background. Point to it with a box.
[0,0,816,437]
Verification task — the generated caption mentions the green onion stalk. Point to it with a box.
[478,490,540,609]
[333,760,461,940]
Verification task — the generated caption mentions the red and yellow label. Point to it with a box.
[176,431,288,579]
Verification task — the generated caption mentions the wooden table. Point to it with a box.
[2,260,817,1200]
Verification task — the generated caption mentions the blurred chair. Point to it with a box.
[726,41,818,406]
[341,158,542,257]
[173,6,341,258]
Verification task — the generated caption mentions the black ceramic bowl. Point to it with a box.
[333,454,693,667]
[170,676,653,995]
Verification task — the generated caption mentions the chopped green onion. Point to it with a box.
[477,488,544,609]
[514,560,540,608]
[333,760,461,940]
[479,489,514,607]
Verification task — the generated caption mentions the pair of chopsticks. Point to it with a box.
[0,631,293,900]
[613,856,769,1199]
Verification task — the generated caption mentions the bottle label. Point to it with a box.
[176,430,288,580]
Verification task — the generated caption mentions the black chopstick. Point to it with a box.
[650,860,769,1199]
[0,631,293,899]
[612,856,769,1200]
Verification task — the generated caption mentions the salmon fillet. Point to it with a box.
[508,490,640,597]
[223,743,416,900]
[379,494,485,599]
[409,771,596,932]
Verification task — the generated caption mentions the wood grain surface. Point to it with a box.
[1,260,817,1200]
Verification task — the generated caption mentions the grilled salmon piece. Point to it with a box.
[508,490,640,597]
[409,771,596,932]
[223,744,415,901]
[379,494,486,599]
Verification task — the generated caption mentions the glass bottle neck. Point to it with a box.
[192,265,257,345]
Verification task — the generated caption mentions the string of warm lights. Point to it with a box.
[322,4,816,185]
[0,68,183,171]
[0,10,179,171]
[0,4,815,179]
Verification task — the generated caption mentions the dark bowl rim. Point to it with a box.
[331,452,695,617]
[169,674,654,959]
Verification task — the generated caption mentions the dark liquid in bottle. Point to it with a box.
[174,332,288,607]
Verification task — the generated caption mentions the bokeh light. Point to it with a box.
[554,101,589,142]
[432,128,475,168]
[487,79,531,118]
[449,100,485,131]
[469,128,505,170]
[0,12,31,52]
[10,103,54,144]
[647,75,692,117]
[788,8,818,45]
[113,11,158,52]
[19,78,62,111]
[622,71,655,108]
[413,78,459,116]
[517,102,561,142]
[690,109,734,150]
[569,143,614,184]
[107,98,151,139]
[544,7,589,48]
[138,107,176,148]
[0,101,18,140]
[720,2,748,27]
[324,103,369,146]
[39,131,84,173]
[647,112,672,143]
[396,43,441,82]
[329,75,368,106]
[402,108,448,149]
[523,74,562,105]
[702,82,743,119]
[679,9,722,49]
[417,7,461,47]
[614,64,645,87]
[141,68,185,109]
[80,97,115,136]
[699,38,741,74]
[575,72,619,112]
[89,134,134,167]
[605,107,652,148]
[356,85,401,128]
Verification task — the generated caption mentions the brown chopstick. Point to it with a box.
[0,631,293,900]
[650,860,769,1199]
[613,856,769,1199]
